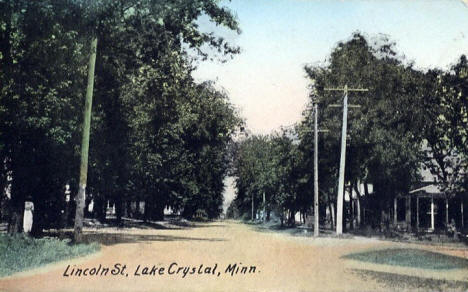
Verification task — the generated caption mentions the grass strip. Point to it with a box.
[0,233,99,277]
[343,248,468,270]
[352,269,468,291]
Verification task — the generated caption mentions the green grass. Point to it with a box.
[0,233,100,277]
[343,248,468,270]
[352,269,468,291]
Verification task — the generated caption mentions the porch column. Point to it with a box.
[416,196,420,230]
[431,195,435,231]
[394,197,398,225]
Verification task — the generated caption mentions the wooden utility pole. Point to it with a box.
[74,37,98,242]
[303,97,328,237]
[263,192,266,222]
[251,191,254,221]
[312,101,329,236]
[313,101,319,237]
[325,84,367,235]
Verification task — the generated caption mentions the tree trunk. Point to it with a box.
[342,188,347,233]
[280,208,284,227]
[349,189,354,230]
[353,182,362,228]
[144,200,152,222]
[356,194,361,228]
[380,209,386,233]
[288,209,296,226]
[406,196,412,232]
[7,188,25,235]
[30,198,44,237]
[364,182,370,226]
[94,195,106,223]
[124,200,130,218]
[327,193,335,229]
[8,206,22,235]
[115,195,123,226]
[0,192,3,222]
[153,202,164,221]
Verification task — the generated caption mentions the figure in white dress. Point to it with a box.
[23,200,34,233]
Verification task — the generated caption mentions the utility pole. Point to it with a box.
[302,95,328,237]
[74,37,98,242]
[263,192,266,222]
[313,99,319,237]
[326,84,367,235]
[251,191,254,221]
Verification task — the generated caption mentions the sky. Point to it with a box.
[193,0,468,135]
[190,0,468,211]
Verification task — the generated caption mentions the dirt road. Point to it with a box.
[1,221,467,292]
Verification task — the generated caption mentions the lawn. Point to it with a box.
[0,233,99,277]
[343,248,468,270]
[352,269,468,291]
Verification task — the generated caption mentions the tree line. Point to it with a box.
[0,0,242,236]
[229,33,467,230]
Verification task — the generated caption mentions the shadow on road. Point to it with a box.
[40,218,229,246]
[188,224,227,228]
[86,218,227,231]
[50,230,227,246]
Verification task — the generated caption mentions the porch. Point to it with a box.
[393,184,466,233]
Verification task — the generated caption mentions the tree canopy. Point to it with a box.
[0,0,242,234]
[229,33,467,231]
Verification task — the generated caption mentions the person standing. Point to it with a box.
[23,198,34,234]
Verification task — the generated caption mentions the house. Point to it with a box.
[394,166,466,232]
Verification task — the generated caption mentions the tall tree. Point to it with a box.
[1,0,242,235]
[1,0,88,234]
[421,56,468,198]
[303,33,424,230]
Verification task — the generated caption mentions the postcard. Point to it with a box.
[0,0,467,291]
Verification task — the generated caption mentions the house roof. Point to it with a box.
[409,184,443,195]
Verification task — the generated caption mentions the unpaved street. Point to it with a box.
[1,221,467,292]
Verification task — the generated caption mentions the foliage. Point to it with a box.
[0,0,89,233]
[231,33,467,230]
[0,0,242,234]
[231,130,308,224]
[420,57,468,197]
[303,33,426,223]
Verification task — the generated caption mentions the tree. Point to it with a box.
[1,0,242,235]
[303,33,424,231]
[0,0,88,235]
[420,56,468,199]
[231,129,307,225]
